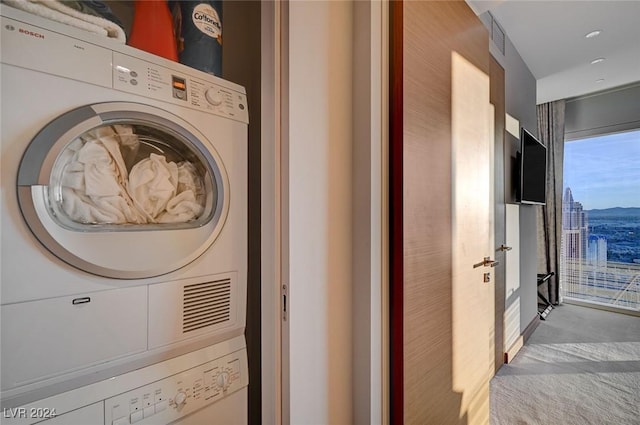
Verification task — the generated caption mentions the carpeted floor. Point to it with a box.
[490,304,640,425]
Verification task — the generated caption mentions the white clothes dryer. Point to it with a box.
[0,5,248,419]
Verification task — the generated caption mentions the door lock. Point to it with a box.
[483,273,491,283]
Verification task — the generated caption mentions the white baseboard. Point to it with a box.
[504,335,523,364]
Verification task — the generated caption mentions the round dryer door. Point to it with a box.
[17,102,229,279]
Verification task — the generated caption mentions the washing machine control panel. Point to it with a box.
[104,349,247,425]
[112,52,249,124]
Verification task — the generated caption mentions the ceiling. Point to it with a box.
[467,1,640,104]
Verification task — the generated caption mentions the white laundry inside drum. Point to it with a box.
[15,102,229,279]
[52,123,209,228]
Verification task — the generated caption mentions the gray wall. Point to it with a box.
[565,83,640,140]
[481,12,539,335]
[222,2,262,423]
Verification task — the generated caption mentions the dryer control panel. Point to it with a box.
[0,14,248,125]
[105,349,247,425]
[112,52,249,124]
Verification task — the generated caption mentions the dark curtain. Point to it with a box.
[536,100,566,304]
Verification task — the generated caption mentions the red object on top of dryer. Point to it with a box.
[128,0,178,61]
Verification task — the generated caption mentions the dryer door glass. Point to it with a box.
[17,102,231,279]
[48,122,214,230]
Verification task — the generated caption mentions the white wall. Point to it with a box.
[287,1,354,423]
[504,204,521,351]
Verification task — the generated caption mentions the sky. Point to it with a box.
[564,129,640,210]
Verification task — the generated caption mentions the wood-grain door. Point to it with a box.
[390,2,494,424]
[451,52,495,424]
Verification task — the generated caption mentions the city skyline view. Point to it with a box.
[561,187,640,310]
[563,129,640,210]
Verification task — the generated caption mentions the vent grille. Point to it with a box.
[490,13,506,55]
[183,278,231,333]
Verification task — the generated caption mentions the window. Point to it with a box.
[561,130,640,311]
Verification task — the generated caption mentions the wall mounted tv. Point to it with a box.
[517,127,547,205]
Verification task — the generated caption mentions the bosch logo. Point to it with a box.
[18,28,44,39]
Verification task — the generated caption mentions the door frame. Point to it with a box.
[260,0,390,423]
[260,0,283,423]
[490,55,507,373]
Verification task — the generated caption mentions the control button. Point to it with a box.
[239,104,245,110]
[130,79,138,86]
[155,400,168,413]
[174,391,187,406]
[205,88,223,106]
[143,406,154,418]
[174,90,185,100]
[112,417,129,425]
[130,71,138,77]
[130,410,144,423]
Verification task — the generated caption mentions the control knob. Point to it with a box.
[216,371,230,390]
[205,89,223,106]
[174,391,187,407]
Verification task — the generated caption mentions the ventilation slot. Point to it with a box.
[183,278,231,334]
[490,13,506,55]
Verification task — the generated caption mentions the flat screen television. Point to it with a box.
[517,127,547,205]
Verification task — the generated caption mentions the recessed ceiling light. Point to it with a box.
[585,30,602,39]
[590,58,606,65]
[596,79,605,83]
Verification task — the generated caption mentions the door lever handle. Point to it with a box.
[473,257,499,268]
[498,244,512,252]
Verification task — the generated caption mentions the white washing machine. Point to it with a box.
[0,4,248,424]
[0,336,248,425]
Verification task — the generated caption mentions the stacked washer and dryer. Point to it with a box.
[1,4,248,424]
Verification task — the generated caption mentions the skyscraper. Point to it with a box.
[587,235,608,269]
[561,187,590,297]
[587,235,607,268]
[562,187,589,259]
